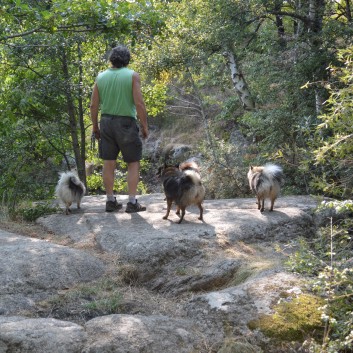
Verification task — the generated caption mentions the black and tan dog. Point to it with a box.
[158,161,205,224]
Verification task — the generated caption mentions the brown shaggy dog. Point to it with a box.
[247,164,284,212]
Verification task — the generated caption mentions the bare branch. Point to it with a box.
[2,27,44,40]
[166,105,202,114]
[171,96,200,108]
[1,23,113,42]
[246,11,310,27]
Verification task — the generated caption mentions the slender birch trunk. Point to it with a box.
[223,49,255,111]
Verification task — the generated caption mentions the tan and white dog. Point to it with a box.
[247,164,284,212]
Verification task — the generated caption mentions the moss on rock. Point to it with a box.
[248,293,324,341]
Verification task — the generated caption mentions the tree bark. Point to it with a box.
[308,0,325,34]
[223,49,255,111]
[308,0,326,114]
[77,42,87,186]
[61,49,86,184]
[274,0,286,47]
[344,0,352,22]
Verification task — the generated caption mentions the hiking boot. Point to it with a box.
[105,198,123,212]
[125,200,146,213]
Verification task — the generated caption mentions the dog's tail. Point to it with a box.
[262,164,284,185]
[180,161,202,186]
[182,170,202,186]
[179,161,200,173]
[58,171,86,196]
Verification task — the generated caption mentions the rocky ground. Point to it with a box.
[0,194,320,353]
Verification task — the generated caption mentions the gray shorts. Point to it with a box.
[99,115,142,162]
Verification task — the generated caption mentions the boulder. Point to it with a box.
[0,231,105,315]
[0,317,86,353]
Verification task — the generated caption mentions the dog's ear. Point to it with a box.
[250,166,254,170]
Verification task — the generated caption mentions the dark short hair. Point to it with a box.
[109,45,130,68]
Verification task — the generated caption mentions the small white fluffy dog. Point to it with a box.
[55,171,86,215]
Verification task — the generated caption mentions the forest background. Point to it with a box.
[1,0,353,205]
[1,1,353,352]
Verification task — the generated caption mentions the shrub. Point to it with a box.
[86,157,150,195]
[16,201,59,221]
[200,139,249,199]
[286,202,353,352]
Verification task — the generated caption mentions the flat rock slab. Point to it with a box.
[0,194,321,352]
[0,317,87,353]
[186,270,302,321]
[0,314,201,353]
[83,314,201,353]
[0,231,105,314]
[36,194,318,297]
[38,194,318,263]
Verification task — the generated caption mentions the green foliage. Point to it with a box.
[1,0,353,206]
[145,0,345,197]
[45,277,124,317]
[316,199,353,215]
[84,291,122,313]
[285,238,326,276]
[81,277,123,314]
[16,201,59,222]
[86,173,104,193]
[142,77,169,118]
[87,171,143,194]
[285,207,353,352]
[86,156,150,194]
[199,139,249,199]
[0,124,60,211]
[311,46,353,198]
[0,0,165,209]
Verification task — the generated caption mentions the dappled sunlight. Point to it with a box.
[2,193,320,351]
[116,315,147,336]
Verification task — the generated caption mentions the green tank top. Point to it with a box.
[96,67,136,119]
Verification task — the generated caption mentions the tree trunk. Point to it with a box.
[77,42,87,186]
[315,88,324,115]
[307,0,327,114]
[308,0,325,34]
[345,0,352,22]
[274,1,286,47]
[293,0,305,36]
[223,48,255,111]
[61,49,86,184]
[275,14,286,47]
